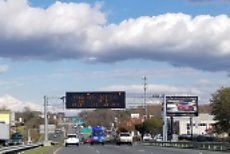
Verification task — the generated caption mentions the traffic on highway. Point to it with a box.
[44,123,229,154]
[55,143,228,154]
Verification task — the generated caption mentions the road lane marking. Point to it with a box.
[53,146,62,154]
[138,149,145,152]
[96,150,100,153]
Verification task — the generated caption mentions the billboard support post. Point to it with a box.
[190,116,193,140]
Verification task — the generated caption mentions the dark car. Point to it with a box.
[9,132,23,145]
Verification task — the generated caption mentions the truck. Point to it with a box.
[91,126,105,145]
[116,132,133,145]
[0,123,10,146]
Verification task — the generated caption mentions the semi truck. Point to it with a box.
[0,123,10,146]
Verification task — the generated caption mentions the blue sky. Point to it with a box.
[0,0,230,111]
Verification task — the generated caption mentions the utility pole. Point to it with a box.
[143,76,147,119]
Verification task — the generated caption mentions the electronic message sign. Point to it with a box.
[66,91,126,109]
[166,96,198,116]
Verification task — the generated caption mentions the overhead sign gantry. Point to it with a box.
[65,91,126,109]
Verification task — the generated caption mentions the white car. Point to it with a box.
[64,134,80,147]
[116,132,133,145]
[143,134,152,141]
[153,134,163,142]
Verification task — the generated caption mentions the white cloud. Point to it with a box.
[0,0,230,71]
[102,83,213,107]
[0,64,8,73]
[0,95,43,112]
[103,84,200,95]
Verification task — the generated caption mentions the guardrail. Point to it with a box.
[0,143,43,154]
[142,141,230,151]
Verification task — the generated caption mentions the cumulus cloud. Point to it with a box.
[0,95,43,111]
[0,0,230,71]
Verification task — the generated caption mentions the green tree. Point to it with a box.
[211,87,230,135]
[135,117,162,135]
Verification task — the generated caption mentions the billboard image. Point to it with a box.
[66,91,126,109]
[166,96,198,116]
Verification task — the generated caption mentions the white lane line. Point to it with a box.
[96,150,100,153]
[53,146,62,154]
[138,149,145,152]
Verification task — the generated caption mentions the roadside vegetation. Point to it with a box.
[23,146,51,154]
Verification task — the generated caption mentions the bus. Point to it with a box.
[91,126,105,145]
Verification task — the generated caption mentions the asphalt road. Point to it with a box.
[55,144,229,154]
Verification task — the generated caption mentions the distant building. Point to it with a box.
[131,113,140,119]
[175,113,215,135]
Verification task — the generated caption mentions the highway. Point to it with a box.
[56,144,229,154]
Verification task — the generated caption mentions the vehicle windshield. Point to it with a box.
[11,133,23,139]
[120,133,130,136]
[93,130,104,136]
[144,134,151,137]
[67,134,77,138]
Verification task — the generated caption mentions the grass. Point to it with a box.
[23,140,63,154]
[23,146,51,154]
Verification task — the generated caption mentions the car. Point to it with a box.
[64,134,80,147]
[116,132,133,145]
[83,138,92,144]
[177,102,194,111]
[153,134,163,142]
[143,133,152,141]
[9,132,24,145]
[167,103,178,112]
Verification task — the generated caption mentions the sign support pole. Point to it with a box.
[163,94,168,142]
[43,95,51,146]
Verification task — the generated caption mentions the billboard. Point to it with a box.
[166,96,198,116]
[66,91,126,109]
[0,111,11,125]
